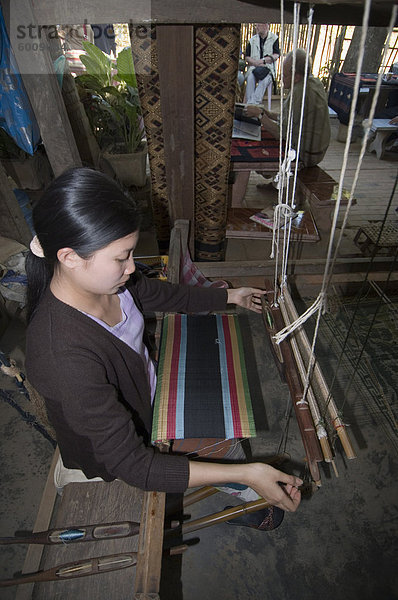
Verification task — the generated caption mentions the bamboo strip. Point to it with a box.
[165,499,271,537]
[262,287,323,485]
[278,298,334,464]
[282,286,357,460]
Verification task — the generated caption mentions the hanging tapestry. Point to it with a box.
[194,26,240,261]
[130,25,170,251]
[152,313,256,442]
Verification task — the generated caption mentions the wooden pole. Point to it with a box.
[157,25,195,251]
[278,297,335,464]
[282,286,357,460]
[5,0,81,176]
[262,282,323,485]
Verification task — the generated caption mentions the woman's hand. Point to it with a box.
[227,287,266,314]
[243,463,302,512]
[389,115,398,125]
[189,461,302,512]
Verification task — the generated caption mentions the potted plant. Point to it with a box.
[75,42,147,187]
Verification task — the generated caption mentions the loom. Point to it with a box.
[152,0,397,492]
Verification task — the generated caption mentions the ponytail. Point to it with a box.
[25,252,54,322]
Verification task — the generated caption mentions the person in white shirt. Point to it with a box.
[244,23,280,105]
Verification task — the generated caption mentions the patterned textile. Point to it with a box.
[231,129,280,163]
[130,25,170,251]
[194,26,240,261]
[152,314,256,442]
[328,73,398,126]
[130,25,240,258]
[180,249,228,288]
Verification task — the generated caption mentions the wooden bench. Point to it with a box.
[354,222,398,256]
[368,118,398,160]
[15,449,165,600]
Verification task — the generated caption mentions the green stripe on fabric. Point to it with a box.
[234,317,256,436]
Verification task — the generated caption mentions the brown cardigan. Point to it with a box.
[26,272,228,493]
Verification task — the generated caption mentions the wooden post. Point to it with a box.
[157,26,195,253]
[4,0,81,176]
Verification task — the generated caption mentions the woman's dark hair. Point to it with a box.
[26,167,141,322]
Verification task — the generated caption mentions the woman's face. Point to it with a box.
[75,231,139,295]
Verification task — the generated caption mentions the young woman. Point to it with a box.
[25,167,301,527]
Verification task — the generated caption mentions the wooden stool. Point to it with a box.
[354,223,398,256]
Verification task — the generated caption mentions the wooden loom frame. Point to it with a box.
[168,221,356,487]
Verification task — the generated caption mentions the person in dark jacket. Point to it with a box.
[25,167,302,525]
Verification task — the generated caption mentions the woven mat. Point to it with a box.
[360,223,398,247]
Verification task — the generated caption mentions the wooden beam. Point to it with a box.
[15,0,394,27]
[4,0,81,177]
[23,0,285,27]
[133,491,165,598]
[195,256,398,277]
[157,26,195,235]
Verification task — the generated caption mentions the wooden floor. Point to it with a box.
[242,117,398,230]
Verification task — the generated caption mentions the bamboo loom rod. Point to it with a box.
[278,298,334,465]
[262,289,323,485]
[281,286,357,460]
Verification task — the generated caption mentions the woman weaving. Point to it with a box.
[25,168,301,530]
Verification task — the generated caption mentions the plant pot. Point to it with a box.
[102,142,148,188]
[1,152,52,190]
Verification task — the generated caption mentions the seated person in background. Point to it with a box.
[244,23,280,105]
[246,48,331,168]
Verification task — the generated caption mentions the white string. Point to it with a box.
[272,2,301,302]
[328,3,398,286]
[278,13,314,289]
[299,0,373,404]
[273,291,325,344]
[290,7,314,207]
[319,0,373,299]
[273,0,286,304]
[273,0,373,346]
[271,0,376,412]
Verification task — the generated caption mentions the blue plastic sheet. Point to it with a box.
[0,6,40,155]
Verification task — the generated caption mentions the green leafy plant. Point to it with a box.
[75,42,145,154]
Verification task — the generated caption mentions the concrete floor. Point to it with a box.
[1,159,398,598]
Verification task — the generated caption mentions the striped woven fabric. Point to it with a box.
[152,314,256,442]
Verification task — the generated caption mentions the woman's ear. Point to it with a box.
[56,247,83,269]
